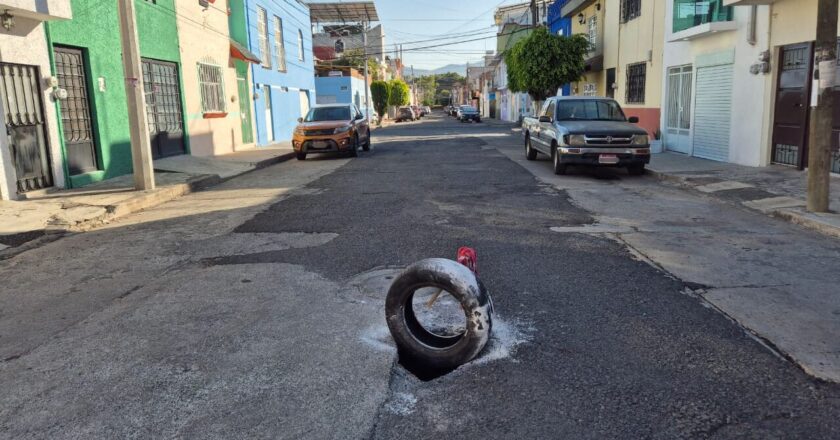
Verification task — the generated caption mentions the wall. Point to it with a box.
[175,0,252,157]
[46,0,184,188]
[315,75,367,107]
[570,1,606,97]
[245,0,316,146]
[0,17,66,199]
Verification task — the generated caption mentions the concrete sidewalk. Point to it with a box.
[648,152,840,238]
[0,146,294,255]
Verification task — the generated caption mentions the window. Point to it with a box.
[672,0,733,33]
[198,62,225,113]
[555,100,626,121]
[274,16,286,72]
[620,0,641,23]
[625,62,646,104]
[583,83,597,96]
[587,16,597,52]
[543,100,555,118]
[257,7,271,69]
[335,39,345,54]
[298,30,305,61]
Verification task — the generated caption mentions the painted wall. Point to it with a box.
[0,17,67,199]
[315,75,368,108]
[548,0,573,96]
[569,1,607,97]
[243,0,316,146]
[661,2,771,166]
[46,0,184,188]
[175,0,253,157]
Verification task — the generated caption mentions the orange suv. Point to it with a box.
[292,104,371,160]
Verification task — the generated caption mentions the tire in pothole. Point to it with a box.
[385,258,493,371]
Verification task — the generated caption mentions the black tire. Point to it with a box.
[296,152,306,161]
[525,134,537,160]
[476,119,481,123]
[385,258,493,371]
[628,164,645,176]
[349,135,359,157]
[362,133,371,152]
[552,146,567,175]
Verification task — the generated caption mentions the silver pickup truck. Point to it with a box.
[521,96,650,175]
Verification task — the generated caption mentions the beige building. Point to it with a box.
[175,0,255,157]
[0,1,71,200]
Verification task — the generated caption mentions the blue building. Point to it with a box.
[238,0,316,146]
[314,67,369,109]
[548,0,572,96]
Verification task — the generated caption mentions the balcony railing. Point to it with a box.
[673,0,733,33]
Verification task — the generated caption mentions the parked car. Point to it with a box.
[292,104,371,160]
[410,105,422,119]
[421,106,432,116]
[521,96,650,175]
[459,106,481,123]
[396,106,416,122]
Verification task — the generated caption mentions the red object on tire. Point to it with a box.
[456,246,477,274]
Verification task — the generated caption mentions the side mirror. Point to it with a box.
[297,117,303,123]
[628,116,639,123]
[356,114,364,120]
[538,115,552,123]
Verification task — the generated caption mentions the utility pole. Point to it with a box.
[530,0,538,27]
[807,0,838,212]
[117,0,155,191]
[362,21,371,123]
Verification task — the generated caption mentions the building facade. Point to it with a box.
[175,0,256,157]
[314,66,368,108]
[0,1,72,200]
[548,0,573,96]
[46,0,186,189]
[241,0,316,147]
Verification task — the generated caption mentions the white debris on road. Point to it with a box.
[472,314,535,365]
[385,392,418,416]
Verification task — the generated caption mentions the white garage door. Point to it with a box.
[693,64,733,162]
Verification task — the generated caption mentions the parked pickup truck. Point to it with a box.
[521,96,650,175]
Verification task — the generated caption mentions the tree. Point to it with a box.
[505,26,589,104]
[370,80,390,124]
[388,79,410,107]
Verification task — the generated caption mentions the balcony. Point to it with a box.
[0,0,72,21]
[669,0,736,41]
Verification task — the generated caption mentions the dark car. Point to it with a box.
[459,106,481,123]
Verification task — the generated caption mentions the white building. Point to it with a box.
[0,1,72,200]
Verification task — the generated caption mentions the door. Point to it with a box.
[693,63,733,162]
[1,63,54,192]
[606,68,616,99]
[263,85,273,142]
[141,59,185,159]
[237,75,253,144]
[53,47,98,176]
[299,90,310,120]
[538,100,555,149]
[772,42,813,169]
[665,65,692,154]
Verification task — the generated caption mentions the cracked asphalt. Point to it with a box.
[1,112,839,439]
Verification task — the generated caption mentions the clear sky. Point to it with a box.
[308,0,526,70]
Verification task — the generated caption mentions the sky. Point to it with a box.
[308,0,527,70]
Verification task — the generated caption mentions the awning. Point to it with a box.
[230,40,261,64]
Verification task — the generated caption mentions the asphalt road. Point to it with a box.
[1,112,839,439]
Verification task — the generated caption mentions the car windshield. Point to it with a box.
[305,106,350,122]
[554,100,625,121]
[463,107,477,112]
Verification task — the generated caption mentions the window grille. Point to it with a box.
[625,62,646,104]
[198,62,225,113]
[620,0,641,23]
[298,30,305,61]
[588,16,597,52]
[257,8,271,69]
[274,16,286,72]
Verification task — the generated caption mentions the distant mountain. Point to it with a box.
[408,62,484,78]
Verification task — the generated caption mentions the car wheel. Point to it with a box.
[296,152,306,161]
[349,135,359,157]
[627,164,645,176]
[362,132,371,152]
[552,147,567,175]
[385,258,493,372]
[525,135,537,160]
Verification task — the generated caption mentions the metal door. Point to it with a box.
[665,65,692,154]
[54,47,98,176]
[693,63,733,162]
[141,59,185,159]
[772,42,813,169]
[1,63,54,192]
[263,85,274,142]
[237,75,253,144]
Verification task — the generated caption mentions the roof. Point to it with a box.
[307,2,379,23]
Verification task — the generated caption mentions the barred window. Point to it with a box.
[625,62,646,104]
[198,62,225,113]
[583,83,597,96]
[257,7,271,69]
[620,0,642,23]
[273,16,287,72]
[588,16,597,52]
[298,30,305,61]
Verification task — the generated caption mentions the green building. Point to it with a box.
[46,0,187,188]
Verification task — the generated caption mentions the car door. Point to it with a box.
[537,99,556,153]
[354,105,369,142]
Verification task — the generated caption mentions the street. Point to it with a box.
[2,112,840,439]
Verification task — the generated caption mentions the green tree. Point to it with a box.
[505,26,589,103]
[388,79,410,107]
[328,49,381,80]
[370,80,390,124]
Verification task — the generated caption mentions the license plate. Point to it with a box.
[311,141,329,149]
[599,154,619,164]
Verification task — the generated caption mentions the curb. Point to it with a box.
[0,151,296,257]
[646,167,840,239]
